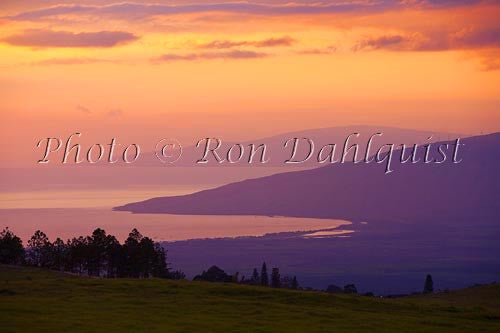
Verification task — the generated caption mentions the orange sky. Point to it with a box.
[0,0,499,166]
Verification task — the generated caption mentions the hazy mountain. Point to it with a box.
[3,126,458,194]
[115,132,500,224]
[137,125,460,167]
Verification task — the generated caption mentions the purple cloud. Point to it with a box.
[3,1,492,23]
[353,27,500,51]
[3,0,495,26]
[397,0,485,8]
[1,2,393,21]
[198,36,295,49]
[297,46,338,55]
[155,50,269,62]
[353,35,408,51]
[251,36,296,47]
[455,27,500,48]
[2,29,138,48]
[156,53,199,61]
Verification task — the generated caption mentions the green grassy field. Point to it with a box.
[1,265,499,332]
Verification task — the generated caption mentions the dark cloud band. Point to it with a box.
[198,36,295,49]
[2,29,138,48]
[154,50,269,62]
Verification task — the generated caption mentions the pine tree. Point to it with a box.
[271,267,281,288]
[50,238,67,271]
[251,268,260,285]
[423,274,434,294]
[86,228,108,277]
[261,262,269,286]
[27,230,51,267]
[124,228,143,278]
[291,276,299,290]
[343,284,358,294]
[0,227,25,265]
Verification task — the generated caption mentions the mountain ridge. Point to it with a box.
[114,132,500,224]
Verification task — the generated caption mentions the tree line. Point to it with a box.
[0,227,184,279]
[193,262,299,289]
[1,227,435,294]
[0,228,299,289]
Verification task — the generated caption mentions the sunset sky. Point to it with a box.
[1,0,499,166]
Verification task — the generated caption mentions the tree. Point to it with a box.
[167,270,186,280]
[279,275,299,289]
[423,274,434,294]
[291,276,299,290]
[343,284,358,294]
[151,243,168,278]
[105,234,123,278]
[49,238,67,271]
[251,268,260,285]
[261,262,269,286]
[123,229,144,278]
[26,230,52,267]
[86,228,109,276]
[326,284,343,294]
[139,236,156,278]
[0,227,24,265]
[0,226,178,280]
[271,267,281,288]
[193,266,232,282]
[67,236,88,275]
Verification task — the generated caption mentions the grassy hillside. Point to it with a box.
[1,265,499,332]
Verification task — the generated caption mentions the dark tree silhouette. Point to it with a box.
[119,229,170,278]
[261,262,269,286]
[139,236,157,278]
[167,270,186,280]
[50,238,67,271]
[152,243,169,278]
[193,265,232,282]
[26,230,52,267]
[0,228,24,265]
[67,236,88,275]
[291,276,299,290]
[271,267,281,288]
[423,274,434,294]
[105,234,123,278]
[251,268,260,285]
[343,284,358,294]
[123,228,144,278]
[8,227,175,279]
[326,284,343,294]
[86,228,109,277]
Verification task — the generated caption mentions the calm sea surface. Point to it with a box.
[0,188,349,242]
[0,208,349,243]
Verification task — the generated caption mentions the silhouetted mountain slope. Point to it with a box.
[115,133,500,223]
